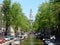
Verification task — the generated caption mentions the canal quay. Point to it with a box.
[20,34,44,45]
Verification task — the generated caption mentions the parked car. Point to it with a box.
[0,37,5,44]
[43,34,60,45]
[43,39,51,45]
[48,43,55,45]
[4,36,10,41]
[9,35,14,40]
[43,36,56,45]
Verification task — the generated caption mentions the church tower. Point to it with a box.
[30,8,33,25]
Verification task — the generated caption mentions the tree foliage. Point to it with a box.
[34,0,60,32]
[33,2,56,31]
[11,3,31,32]
[50,0,60,29]
[2,0,31,35]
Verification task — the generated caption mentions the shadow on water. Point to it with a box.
[34,38,44,45]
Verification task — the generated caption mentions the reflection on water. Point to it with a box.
[30,34,34,45]
[20,35,44,45]
[34,38,44,45]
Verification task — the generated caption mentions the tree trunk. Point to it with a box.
[15,26,18,37]
[5,22,10,36]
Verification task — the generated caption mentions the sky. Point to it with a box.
[0,0,48,20]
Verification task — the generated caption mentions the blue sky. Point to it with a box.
[0,0,48,20]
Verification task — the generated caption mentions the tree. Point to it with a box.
[50,0,60,3]
[2,0,11,36]
[2,0,31,35]
[49,0,60,40]
[50,0,60,29]
[11,3,31,32]
[17,13,31,32]
[33,2,56,31]
[11,3,22,32]
[0,11,2,28]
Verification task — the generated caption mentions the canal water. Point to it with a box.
[20,34,44,45]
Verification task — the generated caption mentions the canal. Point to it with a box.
[20,34,44,45]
